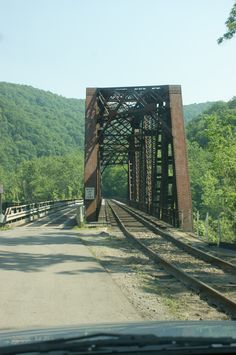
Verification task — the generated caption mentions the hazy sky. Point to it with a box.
[0,0,235,104]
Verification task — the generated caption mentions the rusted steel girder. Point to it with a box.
[84,88,101,221]
[84,85,193,231]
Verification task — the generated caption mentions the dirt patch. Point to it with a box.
[75,227,229,321]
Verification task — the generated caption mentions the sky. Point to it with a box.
[0,0,235,104]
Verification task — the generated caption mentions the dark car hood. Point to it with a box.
[0,321,235,347]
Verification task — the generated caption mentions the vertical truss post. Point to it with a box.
[84,88,101,222]
[127,159,132,201]
[134,129,140,204]
[168,85,193,231]
[139,118,146,211]
[159,131,169,220]
[128,127,140,208]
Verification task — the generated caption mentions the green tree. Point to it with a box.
[13,150,84,202]
[187,141,211,211]
[187,99,236,242]
[102,165,128,199]
[202,114,236,218]
[218,1,236,43]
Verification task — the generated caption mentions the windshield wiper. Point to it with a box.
[0,332,235,354]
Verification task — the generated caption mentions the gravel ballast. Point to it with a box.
[76,227,229,321]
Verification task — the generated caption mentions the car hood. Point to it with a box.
[0,321,235,346]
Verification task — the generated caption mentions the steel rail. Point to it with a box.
[112,200,236,274]
[107,201,236,319]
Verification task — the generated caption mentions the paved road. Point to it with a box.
[0,207,141,330]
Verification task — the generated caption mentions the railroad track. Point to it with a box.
[107,200,236,319]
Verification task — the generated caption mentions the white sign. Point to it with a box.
[85,187,95,200]
[0,185,3,194]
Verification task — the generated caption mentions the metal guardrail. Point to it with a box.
[1,199,83,226]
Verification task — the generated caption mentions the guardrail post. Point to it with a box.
[196,210,200,238]
[76,204,85,227]
[0,186,4,226]
[217,214,222,247]
[205,212,209,241]
[0,213,4,226]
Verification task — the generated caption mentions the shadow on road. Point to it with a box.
[0,249,99,273]
[0,232,81,246]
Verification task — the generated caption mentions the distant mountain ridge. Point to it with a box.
[183,102,216,123]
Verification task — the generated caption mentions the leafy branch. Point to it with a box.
[218,2,236,44]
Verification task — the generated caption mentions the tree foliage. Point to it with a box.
[0,82,85,204]
[3,150,84,203]
[183,102,215,123]
[102,166,128,199]
[218,1,236,44]
[187,97,236,241]
[0,82,85,172]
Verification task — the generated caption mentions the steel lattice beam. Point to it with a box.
[84,85,193,231]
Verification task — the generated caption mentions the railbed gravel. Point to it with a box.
[125,205,236,266]
[75,227,229,321]
[134,230,236,301]
[112,204,236,302]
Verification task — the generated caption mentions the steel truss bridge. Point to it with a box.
[84,85,192,231]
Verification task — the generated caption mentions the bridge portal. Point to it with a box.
[84,85,192,231]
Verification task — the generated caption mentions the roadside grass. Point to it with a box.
[144,280,181,317]
[73,223,100,230]
[0,225,11,231]
[163,297,179,315]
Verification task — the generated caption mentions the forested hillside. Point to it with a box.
[0,82,84,171]
[183,101,215,123]
[0,82,85,201]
